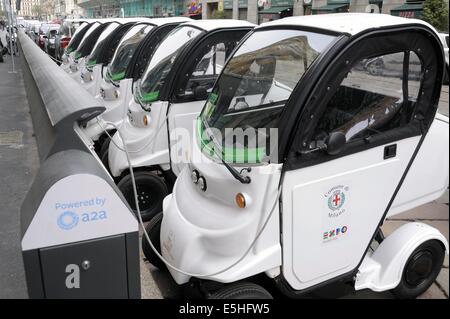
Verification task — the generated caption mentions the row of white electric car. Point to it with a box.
[57,13,448,299]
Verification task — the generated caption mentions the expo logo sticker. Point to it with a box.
[323,225,348,242]
[55,197,108,230]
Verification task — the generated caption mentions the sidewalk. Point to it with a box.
[0,55,37,298]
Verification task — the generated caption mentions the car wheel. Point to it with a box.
[117,171,168,222]
[209,282,273,299]
[392,240,445,299]
[141,212,166,270]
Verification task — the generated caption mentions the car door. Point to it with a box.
[168,29,251,175]
[280,29,443,291]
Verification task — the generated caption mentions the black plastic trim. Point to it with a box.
[161,26,254,102]
[125,23,181,81]
[283,24,444,169]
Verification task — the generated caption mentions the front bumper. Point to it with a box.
[107,117,170,177]
[161,169,281,285]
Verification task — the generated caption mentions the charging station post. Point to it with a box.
[18,31,141,298]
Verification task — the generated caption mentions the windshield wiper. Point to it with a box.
[201,117,251,184]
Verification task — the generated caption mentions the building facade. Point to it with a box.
[77,0,190,18]
[200,0,448,24]
[14,0,41,18]
[53,0,85,18]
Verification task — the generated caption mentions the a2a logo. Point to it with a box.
[65,264,80,289]
[57,210,107,230]
[81,210,107,222]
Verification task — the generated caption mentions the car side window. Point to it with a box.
[173,31,248,102]
[183,41,235,96]
[311,51,423,144]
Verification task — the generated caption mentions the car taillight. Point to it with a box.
[61,38,70,49]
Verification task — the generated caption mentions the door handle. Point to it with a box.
[384,144,397,160]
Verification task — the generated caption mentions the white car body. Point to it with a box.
[160,13,449,296]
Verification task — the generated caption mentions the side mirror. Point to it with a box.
[193,86,208,100]
[326,132,346,155]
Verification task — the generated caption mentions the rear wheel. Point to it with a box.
[141,212,166,270]
[209,282,273,299]
[117,171,168,222]
[392,240,445,299]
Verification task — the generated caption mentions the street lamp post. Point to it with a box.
[2,0,16,73]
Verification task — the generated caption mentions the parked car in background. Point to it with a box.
[30,23,40,43]
[37,23,60,50]
[44,26,60,58]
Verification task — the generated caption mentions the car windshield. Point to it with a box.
[199,29,336,164]
[48,29,58,38]
[86,22,120,67]
[137,26,204,104]
[107,24,154,82]
[75,22,101,54]
[66,22,89,53]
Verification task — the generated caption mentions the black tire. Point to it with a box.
[393,240,445,299]
[141,212,166,270]
[209,282,273,299]
[99,136,111,170]
[117,171,168,222]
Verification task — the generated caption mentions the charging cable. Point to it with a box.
[48,54,63,64]
[101,121,282,278]
[44,50,64,64]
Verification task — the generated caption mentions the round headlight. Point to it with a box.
[191,170,200,184]
[198,176,207,191]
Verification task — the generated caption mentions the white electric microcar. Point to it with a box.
[78,18,157,96]
[67,19,129,82]
[60,20,95,72]
[107,20,255,221]
[143,14,449,299]
[82,17,192,150]
[61,19,106,75]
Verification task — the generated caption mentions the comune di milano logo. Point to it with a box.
[57,211,79,230]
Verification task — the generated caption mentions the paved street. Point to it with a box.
[0,52,448,299]
[0,55,36,298]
